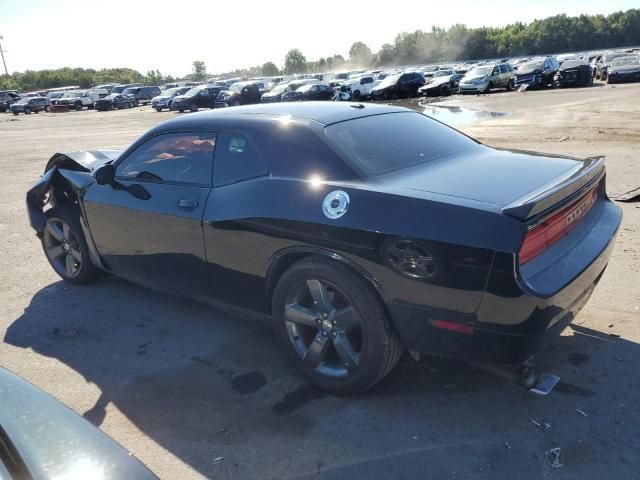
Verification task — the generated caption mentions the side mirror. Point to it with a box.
[94,163,115,185]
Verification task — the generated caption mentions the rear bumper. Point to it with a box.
[389,198,621,365]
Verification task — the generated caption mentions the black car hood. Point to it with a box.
[0,368,156,479]
[45,149,121,173]
[611,64,640,73]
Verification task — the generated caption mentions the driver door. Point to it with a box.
[83,132,216,299]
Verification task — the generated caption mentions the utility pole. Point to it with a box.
[0,35,8,76]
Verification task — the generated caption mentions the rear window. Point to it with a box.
[325,112,478,177]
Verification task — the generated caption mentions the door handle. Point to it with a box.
[178,199,199,209]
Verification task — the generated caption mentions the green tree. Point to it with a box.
[144,69,163,85]
[191,60,207,81]
[261,61,280,76]
[348,41,372,66]
[284,49,307,74]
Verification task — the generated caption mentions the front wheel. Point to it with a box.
[25,107,32,114]
[45,105,50,112]
[506,79,515,91]
[190,104,198,112]
[272,257,403,395]
[155,107,162,112]
[42,206,100,284]
[75,103,82,111]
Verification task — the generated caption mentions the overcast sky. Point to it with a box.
[0,0,637,76]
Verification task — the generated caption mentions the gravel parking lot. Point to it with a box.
[1,84,639,479]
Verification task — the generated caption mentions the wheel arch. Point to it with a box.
[265,246,386,317]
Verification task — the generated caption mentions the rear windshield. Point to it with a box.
[326,112,478,177]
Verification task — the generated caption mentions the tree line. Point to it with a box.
[2,8,639,92]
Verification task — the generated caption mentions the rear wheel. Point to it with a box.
[155,107,162,112]
[25,107,32,114]
[272,257,403,394]
[42,206,100,285]
[506,79,515,91]
[75,102,82,111]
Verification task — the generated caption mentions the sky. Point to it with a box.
[0,0,637,77]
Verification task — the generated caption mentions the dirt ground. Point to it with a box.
[0,83,639,479]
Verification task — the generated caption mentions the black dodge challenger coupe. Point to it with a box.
[26,103,621,394]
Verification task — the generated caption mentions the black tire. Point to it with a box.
[179,109,184,113]
[484,82,492,93]
[45,105,50,112]
[12,111,18,115]
[351,90,361,100]
[155,107,162,112]
[134,99,139,107]
[440,85,451,96]
[128,102,134,108]
[506,79,515,91]
[190,104,198,112]
[42,206,100,285]
[231,98,240,107]
[272,257,403,395]
[75,102,82,111]
[25,107,31,114]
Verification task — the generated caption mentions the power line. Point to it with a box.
[0,35,9,76]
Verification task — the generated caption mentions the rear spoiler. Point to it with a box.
[502,156,606,220]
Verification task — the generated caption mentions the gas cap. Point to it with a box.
[322,190,350,219]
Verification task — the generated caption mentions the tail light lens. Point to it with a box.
[519,186,598,264]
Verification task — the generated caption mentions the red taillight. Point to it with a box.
[519,187,598,264]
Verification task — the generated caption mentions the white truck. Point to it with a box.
[55,89,108,110]
[345,75,379,100]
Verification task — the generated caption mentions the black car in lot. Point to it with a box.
[27,102,621,395]
[215,81,263,108]
[514,57,560,89]
[171,86,224,112]
[151,86,191,111]
[553,59,594,88]
[0,90,21,112]
[370,72,425,100]
[261,83,289,103]
[10,96,48,115]
[606,56,640,84]
[121,86,161,106]
[595,53,630,81]
[281,83,334,101]
[94,93,136,111]
[418,74,464,97]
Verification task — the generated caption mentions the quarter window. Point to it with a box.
[117,133,216,185]
[213,132,267,186]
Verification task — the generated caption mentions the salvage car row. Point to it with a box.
[2,49,639,116]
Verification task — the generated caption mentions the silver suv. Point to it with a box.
[459,63,515,94]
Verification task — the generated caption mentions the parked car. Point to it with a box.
[26,103,621,395]
[459,64,515,93]
[151,86,191,111]
[111,83,144,94]
[94,93,136,111]
[0,367,156,479]
[418,74,464,97]
[370,71,425,100]
[553,59,594,88]
[0,90,21,112]
[171,85,224,112]
[595,53,629,81]
[261,83,289,103]
[215,81,263,108]
[345,75,377,100]
[55,90,104,110]
[606,56,640,84]
[10,96,48,115]
[281,83,334,102]
[121,86,161,106]
[45,91,64,106]
[514,57,559,89]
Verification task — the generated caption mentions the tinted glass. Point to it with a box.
[118,133,216,185]
[326,112,478,177]
[213,132,267,186]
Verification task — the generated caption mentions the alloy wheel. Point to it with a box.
[43,218,82,278]
[284,279,363,378]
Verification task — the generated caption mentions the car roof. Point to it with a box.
[151,102,411,132]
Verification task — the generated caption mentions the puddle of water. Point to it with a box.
[421,105,508,127]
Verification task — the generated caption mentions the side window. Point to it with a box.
[499,64,507,73]
[213,132,267,186]
[117,133,216,186]
[491,67,499,76]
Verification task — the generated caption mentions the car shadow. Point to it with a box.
[5,278,640,479]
